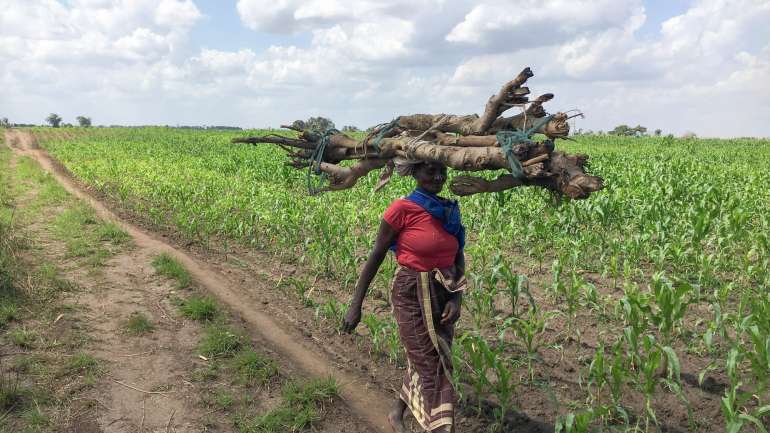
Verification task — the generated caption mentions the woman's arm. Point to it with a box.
[454,249,465,279]
[441,250,465,325]
[342,219,398,333]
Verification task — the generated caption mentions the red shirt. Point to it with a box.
[383,199,459,272]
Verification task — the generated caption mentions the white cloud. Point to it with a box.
[447,0,642,49]
[1,0,769,137]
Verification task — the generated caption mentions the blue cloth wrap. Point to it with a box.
[389,187,465,254]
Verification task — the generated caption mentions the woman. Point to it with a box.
[342,161,466,433]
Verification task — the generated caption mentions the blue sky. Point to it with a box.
[1,0,768,136]
[189,1,310,53]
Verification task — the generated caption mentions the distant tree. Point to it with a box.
[342,125,360,133]
[76,116,92,127]
[290,119,306,130]
[0,117,9,128]
[609,124,630,136]
[632,125,647,136]
[45,113,62,128]
[305,116,335,132]
[682,131,697,139]
[654,129,662,136]
[609,124,647,137]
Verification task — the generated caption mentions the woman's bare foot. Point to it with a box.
[388,399,407,433]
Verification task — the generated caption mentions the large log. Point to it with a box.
[231,67,603,199]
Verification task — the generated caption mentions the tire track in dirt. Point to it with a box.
[4,129,391,433]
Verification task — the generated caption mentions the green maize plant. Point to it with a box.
[496,263,535,318]
[362,314,403,365]
[450,341,467,403]
[634,335,689,431]
[467,271,498,329]
[490,356,517,430]
[315,297,347,330]
[458,333,493,415]
[619,285,650,366]
[647,273,695,345]
[505,309,555,382]
[384,319,403,366]
[586,344,607,403]
[550,258,565,300]
[562,270,587,344]
[362,313,389,358]
[483,333,520,430]
[606,341,631,425]
[554,406,609,433]
[585,341,631,427]
[720,348,770,433]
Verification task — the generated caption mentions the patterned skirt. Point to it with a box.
[391,266,466,432]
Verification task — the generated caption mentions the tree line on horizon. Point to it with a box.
[2,114,703,139]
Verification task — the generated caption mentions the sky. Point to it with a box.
[1,0,769,137]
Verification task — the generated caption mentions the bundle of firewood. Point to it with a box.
[233,67,603,199]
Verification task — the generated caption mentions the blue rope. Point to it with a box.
[496,115,554,179]
[367,117,400,153]
[306,128,339,195]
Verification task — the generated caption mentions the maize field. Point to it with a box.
[35,127,770,432]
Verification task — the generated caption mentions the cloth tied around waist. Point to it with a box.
[400,265,467,293]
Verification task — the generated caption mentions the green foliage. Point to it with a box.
[179,296,218,321]
[8,327,37,348]
[609,124,648,137]
[0,371,26,410]
[232,348,279,385]
[235,377,338,433]
[152,253,192,288]
[50,204,127,266]
[199,326,242,358]
[75,116,91,128]
[65,352,100,375]
[45,113,62,128]
[124,312,154,335]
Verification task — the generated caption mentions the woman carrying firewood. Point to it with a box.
[342,159,467,433]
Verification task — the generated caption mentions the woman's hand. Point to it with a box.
[342,304,362,333]
[440,297,461,325]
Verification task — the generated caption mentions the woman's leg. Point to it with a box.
[388,398,407,433]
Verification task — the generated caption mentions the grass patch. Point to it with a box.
[0,302,19,328]
[235,377,339,433]
[124,312,154,335]
[65,352,100,376]
[49,205,128,268]
[35,262,78,298]
[95,222,131,245]
[282,377,339,407]
[212,389,235,410]
[232,348,279,386]
[12,157,62,203]
[180,296,218,321]
[20,406,49,428]
[191,362,222,382]
[152,253,192,288]
[8,327,37,349]
[51,206,109,265]
[199,326,242,358]
[11,355,47,375]
[0,371,27,411]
